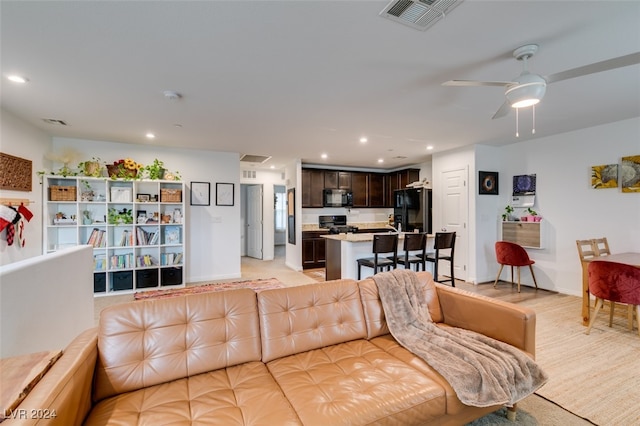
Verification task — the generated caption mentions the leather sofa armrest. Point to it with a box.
[6,327,98,426]
[435,284,537,358]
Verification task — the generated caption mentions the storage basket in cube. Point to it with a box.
[160,188,182,202]
[49,185,77,201]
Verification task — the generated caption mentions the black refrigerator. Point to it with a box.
[393,188,432,234]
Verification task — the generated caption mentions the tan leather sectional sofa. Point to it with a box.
[10,272,536,425]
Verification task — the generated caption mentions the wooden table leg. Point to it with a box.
[582,260,590,326]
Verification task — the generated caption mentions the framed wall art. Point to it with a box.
[190,181,210,206]
[216,182,234,206]
[591,164,618,189]
[0,152,32,191]
[621,155,640,193]
[478,171,499,195]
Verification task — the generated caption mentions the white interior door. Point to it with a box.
[247,185,263,259]
[440,167,468,282]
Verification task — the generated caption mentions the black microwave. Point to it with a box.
[323,189,353,207]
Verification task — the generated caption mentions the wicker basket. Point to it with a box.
[49,185,77,201]
[160,188,182,203]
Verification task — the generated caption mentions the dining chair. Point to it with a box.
[494,241,538,293]
[357,233,398,279]
[586,260,640,336]
[389,232,426,272]
[593,237,611,256]
[576,239,598,261]
[423,232,456,286]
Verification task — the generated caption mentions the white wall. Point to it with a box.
[0,246,94,357]
[52,137,242,282]
[497,117,640,296]
[436,117,640,295]
[0,108,52,265]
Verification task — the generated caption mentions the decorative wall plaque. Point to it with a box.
[0,153,32,191]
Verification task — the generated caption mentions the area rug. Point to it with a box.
[518,294,640,425]
[134,278,284,300]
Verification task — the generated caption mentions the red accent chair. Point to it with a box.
[493,241,538,293]
[586,260,640,336]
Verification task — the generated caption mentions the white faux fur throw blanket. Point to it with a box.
[373,270,548,408]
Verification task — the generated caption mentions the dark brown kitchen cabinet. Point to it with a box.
[302,169,324,207]
[302,231,327,269]
[351,172,369,207]
[386,168,419,207]
[368,173,386,207]
[324,171,351,190]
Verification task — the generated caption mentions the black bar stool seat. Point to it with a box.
[357,233,398,279]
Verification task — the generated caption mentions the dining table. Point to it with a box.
[581,252,640,325]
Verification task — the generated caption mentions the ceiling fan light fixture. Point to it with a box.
[505,74,547,109]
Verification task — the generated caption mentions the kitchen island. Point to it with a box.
[322,232,434,280]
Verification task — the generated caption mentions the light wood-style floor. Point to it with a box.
[94,246,557,324]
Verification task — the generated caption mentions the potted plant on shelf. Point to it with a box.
[143,158,165,180]
[526,207,542,222]
[108,207,133,225]
[502,205,514,221]
[82,210,92,225]
[77,157,104,177]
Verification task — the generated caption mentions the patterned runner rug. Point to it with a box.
[134,278,284,300]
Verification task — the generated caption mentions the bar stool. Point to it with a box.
[357,233,398,279]
[424,232,456,286]
[389,232,426,272]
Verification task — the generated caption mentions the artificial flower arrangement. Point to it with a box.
[107,158,143,179]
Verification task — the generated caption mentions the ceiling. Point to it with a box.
[2,1,639,171]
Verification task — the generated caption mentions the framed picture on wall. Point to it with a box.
[479,171,499,195]
[216,182,234,206]
[190,182,210,206]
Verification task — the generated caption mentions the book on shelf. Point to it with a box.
[110,253,133,269]
[93,254,107,271]
[173,252,183,265]
[164,226,181,244]
[86,228,106,248]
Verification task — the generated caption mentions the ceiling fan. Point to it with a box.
[443,44,640,119]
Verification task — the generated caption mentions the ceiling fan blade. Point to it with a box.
[492,101,511,120]
[545,52,640,84]
[442,80,514,87]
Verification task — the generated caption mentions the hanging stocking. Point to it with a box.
[0,205,17,232]
[18,219,26,247]
[18,203,33,222]
[6,222,15,246]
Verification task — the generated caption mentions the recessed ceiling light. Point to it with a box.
[426,145,434,150]
[377,159,384,163]
[270,165,275,169]
[321,153,328,159]
[7,75,28,84]
[146,133,156,139]
[360,137,368,143]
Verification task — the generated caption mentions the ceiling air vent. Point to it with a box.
[240,154,272,164]
[379,0,464,31]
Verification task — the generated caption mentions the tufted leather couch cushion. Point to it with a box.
[266,339,446,425]
[93,288,262,401]
[86,361,301,425]
[257,279,367,363]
